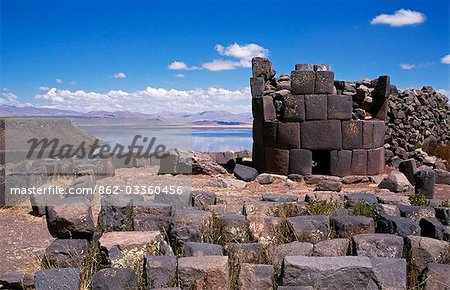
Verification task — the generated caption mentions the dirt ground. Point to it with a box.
[0,167,448,277]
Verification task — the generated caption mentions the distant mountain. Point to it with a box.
[0,105,252,124]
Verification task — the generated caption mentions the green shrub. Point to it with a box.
[409,193,431,206]
[305,199,340,216]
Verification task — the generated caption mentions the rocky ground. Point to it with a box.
[0,164,449,289]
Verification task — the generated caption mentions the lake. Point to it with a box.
[76,123,253,152]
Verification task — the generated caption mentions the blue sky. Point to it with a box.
[1,0,449,113]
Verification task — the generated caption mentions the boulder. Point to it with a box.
[287,215,329,243]
[420,217,450,241]
[420,263,450,290]
[313,238,349,257]
[0,271,34,289]
[397,205,435,223]
[91,268,137,290]
[248,215,287,245]
[192,191,216,208]
[352,234,404,258]
[330,215,375,238]
[98,231,172,267]
[158,149,227,175]
[376,213,421,237]
[434,169,450,185]
[314,179,342,192]
[144,256,177,289]
[405,236,450,273]
[45,197,94,239]
[233,164,258,182]
[182,242,223,257]
[281,256,378,288]
[270,241,314,272]
[43,239,89,268]
[378,170,413,193]
[178,256,229,290]
[238,263,275,290]
[436,207,450,225]
[34,268,80,290]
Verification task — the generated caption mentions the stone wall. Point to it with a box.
[251,57,387,177]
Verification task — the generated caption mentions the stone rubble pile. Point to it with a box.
[250,58,387,177]
[6,186,446,290]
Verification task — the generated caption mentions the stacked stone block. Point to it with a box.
[251,57,385,176]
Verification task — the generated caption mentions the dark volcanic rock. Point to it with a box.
[91,268,137,290]
[144,256,177,289]
[43,239,89,268]
[35,268,80,290]
[233,164,258,182]
[331,215,375,238]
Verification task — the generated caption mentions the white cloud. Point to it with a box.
[175,74,185,78]
[113,72,127,79]
[55,78,63,84]
[69,80,77,85]
[441,54,450,64]
[0,92,19,105]
[168,61,200,71]
[202,59,240,71]
[371,9,426,27]
[33,86,251,113]
[215,43,269,68]
[400,63,415,70]
[39,86,51,91]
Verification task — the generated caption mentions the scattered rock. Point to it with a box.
[419,263,450,290]
[414,170,436,198]
[98,195,134,232]
[144,256,177,289]
[270,241,314,272]
[178,256,229,290]
[238,263,275,290]
[419,217,450,241]
[248,215,287,245]
[405,236,450,272]
[182,242,223,257]
[217,214,251,244]
[233,164,258,182]
[244,201,301,218]
[261,193,298,203]
[434,169,450,185]
[376,213,421,237]
[397,205,435,223]
[378,171,413,193]
[341,175,370,184]
[43,239,89,268]
[287,215,329,243]
[436,207,450,225]
[192,191,216,208]
[313,238,349,256]
[170,209,212,250]
[0,271,34,289]
[35,268,80,290]
[370,257,407,290]
[398,158,417,185]
[314,179,342,192]
[331,215,375,238]
[91,268,138,290]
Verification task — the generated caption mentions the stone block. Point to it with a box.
[182,242,223,257]
[370,257,407,290]
[252,57,276,81]
[331,215,375,238]
[370,75,390,120]
[248,215,287,245]
[261,193,298,202]
[270,241,314,272]
[46,197,94,239]
[282,256,377,288]
[244,201,301,218]
[289,149,312,175]
[252,96,276,121]
[178,256,230,290]
[225,242,267,265]
[362,120,385,149]
[420,263,450,290]
[435,169,450,185]
[287,215,329,243]
[250,77,264,98]
[330,150,352,177]
[301,120,342,150]
[277,122,301,149]
[217,214,251,244]
[35,268,80,290]
[144,256,177,288]
[233,164,258,182]
[43,239,89,268]
[436,207,450,225]
[313,238,349,257]
[314,179,342,192]
[98,195,134,232]
[263,121,277,146]
[295,63,314,71]
[283,95,305,122]
[264,147,289,175]
[351,149,368,175]
[314,71,334,94]
[398,158,417,184]
[252,119,264,144]
[170,209,212,249]
[305,95,327,120]
[367,147,385,175]
[345,193,378,205]
[252,143,265,172]
[405,236,450,273]
[352,233,404,258]
[378,170,413,193]
[376,213,420,237]
[291,70,315,94]
[327,95,352,120]
[419,217,449,241]
[414,170,436,199]
[0,271,33,289]
[91,268,137,289]
[238,263,275,290]
[342,120,363,149]
[397,205,435,223]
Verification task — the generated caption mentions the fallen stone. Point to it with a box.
[398,158,417,185]
[0,271,34,289]
[287,215,329,243]
[91,268,137,290]
[225,243,267,269]
[419,263,450,290]
[434,169,450,185]
[98,231,172,267]
[397,205,435,223]
[344,193,378,205]
[182,242,223,257]
[192,191,216,208]
[289,149,312,175]
[378,170,413,193]
[377,204,401,216]
[270,241,314,272]
[420,217,450,241]
[377,195,411,206]
[287,174,304,182]
[35,268,80,290]
[43,239,89,268]
[248,215,288,245]
[370,257,407,290]
[144,256,177,289]
[45,197,94,239]
[233,164,258,182]
[170,209,212,250]
[178,256,229,290]
[98,195,134,232]
[209,178,246,189]
[209,203,244,215]
[281,256,377,288]
[436,207,450,225]
[341,175,370,184]
[313,238,349,256]
[376,213,420,237]
[331,215,375,238]
[352,233,404,258]
[255,174,274,184]
[238,263,274,290]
